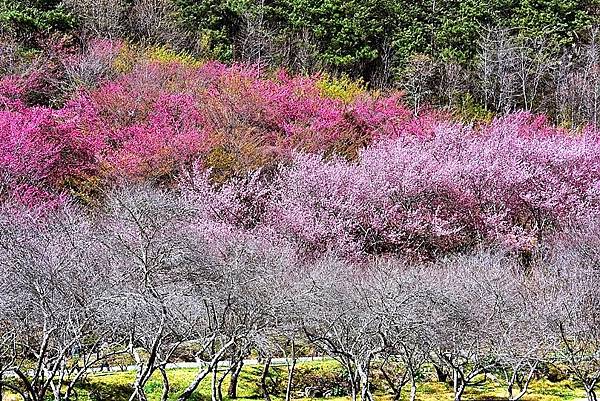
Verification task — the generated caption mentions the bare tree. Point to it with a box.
[513,36,554,112]
[538,224,600,401]
[429,252,507,401]
[401,54,438,115]
[437,61,468,110]
[62,0,129,39]
[300,257,387,401]
[0,204,114,401]
[371,260,434,401]
[99,185,216,401]
[0,297,17,400]
[176,237,297,401]
[554,28,600,127]
[483,258,549,401]
[60,40,121,92]
[235,0,273,67]
[129,0,185,46]
[477,27,520,113]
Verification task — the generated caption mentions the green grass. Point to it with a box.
[1,360,589,401]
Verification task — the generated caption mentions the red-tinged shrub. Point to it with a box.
[0,75,26,110]
[0,106,98,207]
[61,39,123,91]
[104,93,210,182]
[0,68,56,112]
[60,58,434,183]
[65,89,210,183]
[195,69,427,159]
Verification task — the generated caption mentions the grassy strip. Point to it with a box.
[1,360,587,401]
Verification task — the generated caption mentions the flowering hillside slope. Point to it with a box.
[1,41,599,259]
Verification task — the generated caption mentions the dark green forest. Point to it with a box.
[2,0,599,82]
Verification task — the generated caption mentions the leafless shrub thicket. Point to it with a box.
[397,27,600,127]
[61,0,185,46]
[0,37,20,76]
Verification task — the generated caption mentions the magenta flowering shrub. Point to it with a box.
[0,105,97,206]
[0,75,26,110]
[78,92,209,181]
[0,38,80,109]
[63,59,432,183]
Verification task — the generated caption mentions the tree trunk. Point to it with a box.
[159,366,170,401]
[211,365,219,401]
[351,383,358,401]
[434,364,448,383]
[507,362,538,401]
[228,360,244,399]
[285,342,297,401]
[14,369,39,401]
[378,362,405,401]
[349,371,359,401]
[129,359,151,401]
[52,384,62,401]
[342,358,358,401]
[260,356,272,401]
[217,373,224,401]
[129,339,158,401]
[453,369,459,395]
[217,359,237,401]
[177,365,211,401]
[508,383,514,401]
[286,358,297,401]
[357,359,373,401]
[409,373,417,401]
[586,388,598,401]
[129,385,149,401]
[359,377,372,401]
[129,370,151,401]
[177,338,235,401]
[454,380,466,401]
[391,384,402,401]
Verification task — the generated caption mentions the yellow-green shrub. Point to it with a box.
[146,46,202,67]
[316,73,366,103]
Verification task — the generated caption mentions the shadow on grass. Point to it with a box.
[80,378,217,401]
[80,380,132,401]
[471,397,507,401]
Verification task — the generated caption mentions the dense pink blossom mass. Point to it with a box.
[1,40,599,259]
[186,117,600,259]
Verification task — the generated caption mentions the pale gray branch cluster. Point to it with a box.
[0,186,598,401]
